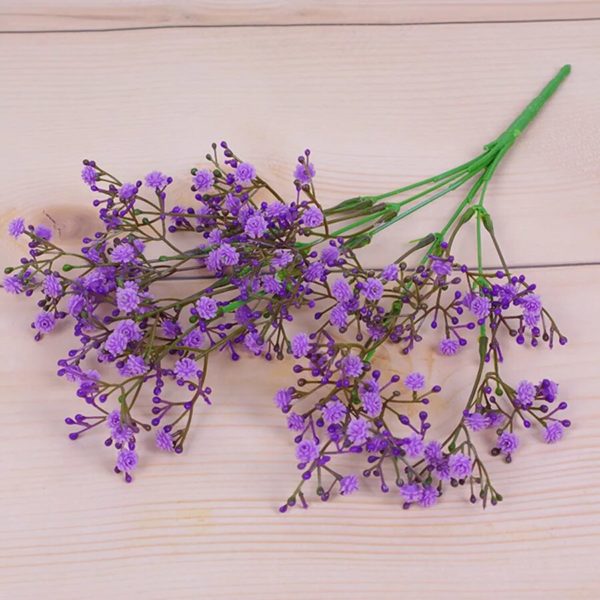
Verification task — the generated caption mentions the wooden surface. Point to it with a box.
[1,4,599,599]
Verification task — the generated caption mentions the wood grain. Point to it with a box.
[0,13,599,600]
[2,0,600,31]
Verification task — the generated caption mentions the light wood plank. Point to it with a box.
[0,22,599,267]
[0,266,597,599]
[2,0,600,31]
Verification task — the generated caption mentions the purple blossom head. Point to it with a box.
[341,354,364,378]
[339,475,359,496]
[424,440,443,466]
[448,453,472,480]
[332,278,353,303]
[468,295,491,320]
[34,311,56,334]
[320,245,339,266]
[118,183,138,200]
[145,171,168,189]
[107,410,134,444]
[217,242,240,268]
[244,214,268,239]
[294,162,316,184]
[155,428,174,451]
[322,400,347,425]
[419,485,439,508]
[105,330,128,356]
[244,331,264,355]
[111,242,136,264]
[196,296,218,320]
[3,274,23,294]
[174,357,197,381]
[439,338,459,356]
[404,372,425,392]
[291,333,310,358]
[8,217,25,238]
[359,378,382,417]
[515,380,536,409]
[119,355,148,377]
[330,305,348,329]
[400,483,422,504]
[521,293,542,315]
[42,274,62,299]
[430,257,452,277]
[381,263,399,282]
[116,448,138,473]
[183,328,204,349]
[35,224,52,241]
[543,422,564,444]
[234,162,256,186]
[81,165,97,186]
[287,413,305,431]
[295,439,319,464]
[116,319,142,342]
[274,388,292,411]
[362,277,384,302]
[347,417,369,445]
[272,249,293,270]
[302,206,324,228]
[404,435,424,458]
[497,432,519,456]
[116,281,140,314]
[465,412,490,432]
[193,169,214,192]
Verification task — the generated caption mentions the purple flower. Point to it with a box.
[244,331,264,355]
[330,305,348,329]
[347,417,369,445]
[108,411,134,444]
[497,432,519,456]
[523,311,540,327]
[174,358,197,381]
[244,214,268,239]
[183,328,204,349]
[419,485,439,508]
[521,293,542,314]
[234,162,256,185]
[424,440,443,466]
[448,453,472,480]
[119,355,148,377]
[381,263,399,282]
[196,296,218,320]
[42,274,62,298]
[116,448,138,473]
[274,388,292,411]
[404,435,424,458]
[362,277,384,302]
[294,162,316,184]
[105,330,128,356]
[468,295,491,320]
[291,333,310,358]
[145,171,168,189]
[287,413,305,431]
[342,354,364,377]
[116,319,142,342]
[111,243,136,264]
[118,183,138,200]
[272,249,293,270]
[68,294,85,316]
[155,428,174,451]
[404,372,425,392]
[3,274,23,294]
[515,380,536,409]
[8,217,25,238]
[439,338,459,356]
[162,320,181,339]
[487,411,505,428]
[339,475,359,496]
[217,242,240,268]
[320,245,339,266]
[296,439,319,464]
[332,279,353,303]
[465,412,490,432]
[303,206,324,228]
[193,169,214,192]
[81,165,97,186]
[359,378,382,417]
[543,421,564,444]
[322,400,346,425]
[539,379,559,402]
[430,257,452,277]
[34,311,55,334]
[116,281,141,314]
[400,483,422,503]
[34,225,52,241]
